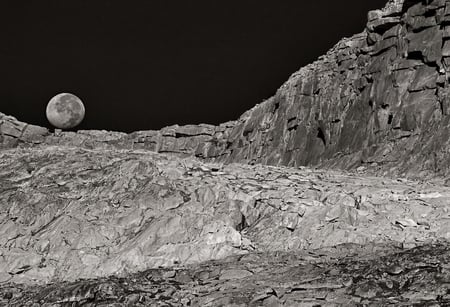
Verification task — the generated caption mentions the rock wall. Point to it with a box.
[3,0,450,179]
[214,0,450,178]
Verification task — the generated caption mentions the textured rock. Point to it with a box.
[5,0,450,305]
[1,144,450,286]
[0,113,49,148]
[3,243,450,306]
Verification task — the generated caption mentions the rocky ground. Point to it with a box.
[4,242,450,306]
[1,144,450,305]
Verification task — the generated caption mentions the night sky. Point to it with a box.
[0,0,388,132]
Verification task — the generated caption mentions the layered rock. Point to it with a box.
[0,113,49,148]
[216,0,450,178]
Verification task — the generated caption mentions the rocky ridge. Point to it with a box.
[3,0,450,178]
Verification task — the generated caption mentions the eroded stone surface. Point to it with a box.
[1,144,450,286]
[3,243,450,306]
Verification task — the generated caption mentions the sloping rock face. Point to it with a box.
[216,0,450,177]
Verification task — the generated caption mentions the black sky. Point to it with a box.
[0,0,388,132]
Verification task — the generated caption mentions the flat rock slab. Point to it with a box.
[219,269,254,280]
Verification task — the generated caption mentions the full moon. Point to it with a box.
[46,93,85,129]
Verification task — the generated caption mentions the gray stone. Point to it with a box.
[408,65,438,91]
[219,269,253,280]
[407,26,443,63]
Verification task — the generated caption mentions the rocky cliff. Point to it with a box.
[221,0,450,178]
[2,0,450,179]
[213,0,450,178]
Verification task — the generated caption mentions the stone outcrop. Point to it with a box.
[0,113,49,148]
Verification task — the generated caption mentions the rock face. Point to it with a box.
[3,1,450,179]
[0,113,49,148]
[215,0,450,178]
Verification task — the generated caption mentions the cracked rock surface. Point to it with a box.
[1,145,450,305]
[3,242,450,306]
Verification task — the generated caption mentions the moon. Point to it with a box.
[46,93,85,129]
